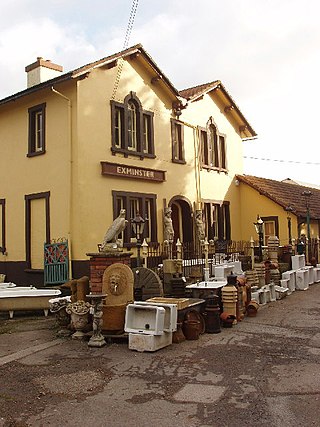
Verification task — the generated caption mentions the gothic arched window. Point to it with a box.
[111,92,154,158]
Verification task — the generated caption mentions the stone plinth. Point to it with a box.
[86,252,133,293]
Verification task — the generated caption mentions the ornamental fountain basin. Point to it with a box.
[0,286,61,318]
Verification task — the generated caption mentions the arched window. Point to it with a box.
[128,100,137,151]
[198,117,227,172]
[209,123,219,168]
[111,92,154,158]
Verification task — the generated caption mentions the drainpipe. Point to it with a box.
[51,87,73,280]
[180,120,202,210]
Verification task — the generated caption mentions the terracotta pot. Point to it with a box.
[246,300,259,317]
[220,312,236,328]
[183,320,201,340]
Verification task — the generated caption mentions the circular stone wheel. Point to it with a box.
[132,267,164,301]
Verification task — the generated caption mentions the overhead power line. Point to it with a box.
[111,0,139,100]
[244,156,320,166]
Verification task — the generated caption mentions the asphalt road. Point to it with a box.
[0,283,320,427]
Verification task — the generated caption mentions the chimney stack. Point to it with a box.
[25,57,63,88]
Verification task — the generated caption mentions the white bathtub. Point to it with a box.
[0,287,61,318]
[0,282,17,289]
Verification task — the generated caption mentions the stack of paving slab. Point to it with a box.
[124,301,177,352]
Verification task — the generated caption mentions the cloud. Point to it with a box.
[0,17,97,97]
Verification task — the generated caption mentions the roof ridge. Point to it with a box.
[179,80,220,93]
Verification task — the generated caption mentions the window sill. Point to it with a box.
[27,151,46,158]
[201,165,228,173]
[111,148,156,159]
[172,159,186,165]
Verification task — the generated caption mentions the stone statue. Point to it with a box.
[100,209,128,251]
[163,207,174,243]
[195,210,205,243]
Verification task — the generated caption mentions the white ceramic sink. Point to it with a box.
[186,280,226,290]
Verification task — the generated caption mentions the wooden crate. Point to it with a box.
[146,297,190,310]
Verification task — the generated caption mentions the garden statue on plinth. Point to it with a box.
[163,207,174,243]
[87,294,107,347]
[99,209,128,252]
[195,210,205,244]
[163,207,174,258]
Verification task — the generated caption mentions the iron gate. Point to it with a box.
[44,239,69,285]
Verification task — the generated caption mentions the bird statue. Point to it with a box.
[100,209,128,251]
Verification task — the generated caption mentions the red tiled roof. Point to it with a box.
[236,175,320,219]
[179,81,257,139]
[179,81,220,100]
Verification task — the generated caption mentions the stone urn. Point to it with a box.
[49,296,72,337]
[66,300,92,340]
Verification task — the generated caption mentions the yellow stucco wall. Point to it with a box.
[237,182,301,245]
[0,54,247,266]
[0,82,76,262]
[70,59,245,257]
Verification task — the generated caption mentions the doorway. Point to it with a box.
[169,197,193,244]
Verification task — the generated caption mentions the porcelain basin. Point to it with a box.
[186,280,226,289]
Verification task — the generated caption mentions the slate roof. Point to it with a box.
[236,175,320,219]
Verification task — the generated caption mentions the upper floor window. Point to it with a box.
[171,119,185,163]
[28,103,46,157]
[199,118,227,172]
[111,92,154,159]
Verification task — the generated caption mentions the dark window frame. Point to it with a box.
[27,103,46,157]
[111,92,155,159]
[112,190,157,247]
[199,118,228,172]
[0,199,6,254]
[203,200,231,241]
[199,127,210,167]
[25,191,50,270]
[171,119,186,164]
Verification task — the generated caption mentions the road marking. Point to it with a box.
[0,339,63,366]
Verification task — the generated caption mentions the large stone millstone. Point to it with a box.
[132,267,164,301]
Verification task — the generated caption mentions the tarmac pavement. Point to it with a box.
[0,283,320,427]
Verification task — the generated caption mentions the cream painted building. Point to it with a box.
[0,45,256,285]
